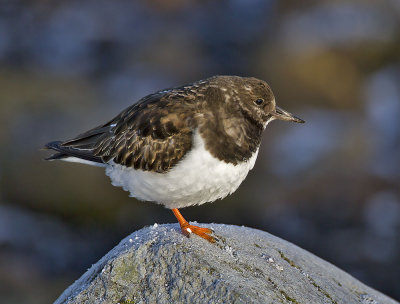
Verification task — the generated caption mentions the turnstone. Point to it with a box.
[45,75,304,242]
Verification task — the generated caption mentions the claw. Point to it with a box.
[180,222,215,242]
[172,208,216,243]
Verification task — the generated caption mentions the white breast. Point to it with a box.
[105,130,259,209]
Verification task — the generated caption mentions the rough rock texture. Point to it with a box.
[55,224,398,304]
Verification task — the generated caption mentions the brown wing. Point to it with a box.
[45,90,198,173]
[93,92,195,173]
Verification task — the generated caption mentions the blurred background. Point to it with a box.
[0,0,399,302]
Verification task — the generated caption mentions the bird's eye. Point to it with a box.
[254,98,264,106]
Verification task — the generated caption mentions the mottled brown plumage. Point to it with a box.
[45,75,303,173]
[45,75,305,242]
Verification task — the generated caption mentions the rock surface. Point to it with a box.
[55,224,398,304]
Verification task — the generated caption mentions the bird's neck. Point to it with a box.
[198,115,262,165]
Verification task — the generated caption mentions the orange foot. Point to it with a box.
[172,208,215,243]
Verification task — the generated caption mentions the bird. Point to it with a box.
[44,75,304,243]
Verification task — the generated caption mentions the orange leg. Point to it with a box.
[172,208,215,243]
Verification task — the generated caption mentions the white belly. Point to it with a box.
[105,131,259,209]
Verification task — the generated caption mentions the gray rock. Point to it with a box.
[55,224,398,304]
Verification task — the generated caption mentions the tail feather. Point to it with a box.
[44,124,113,165]
[61,126,111,148]
[44,151,68,161]
[44,140,104,164]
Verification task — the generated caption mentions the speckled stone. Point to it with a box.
[55,224,398,304]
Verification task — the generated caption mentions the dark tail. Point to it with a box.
[44,141,68,160]
[44,125,112,164]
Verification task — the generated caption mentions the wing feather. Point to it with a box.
[45,89,197,173]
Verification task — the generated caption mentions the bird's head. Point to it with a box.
[234,77,305,129]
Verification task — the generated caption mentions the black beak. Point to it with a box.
[271,106,305,123]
